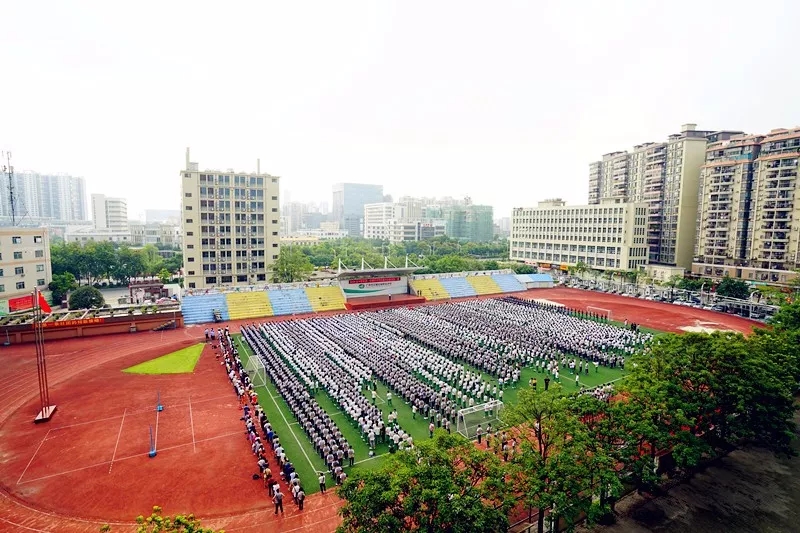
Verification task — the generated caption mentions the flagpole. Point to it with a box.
[34,288,56,423]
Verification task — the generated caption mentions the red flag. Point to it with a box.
[38,291,52,314]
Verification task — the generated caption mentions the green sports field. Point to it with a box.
[123,343,204,374]
[233,333,627,494]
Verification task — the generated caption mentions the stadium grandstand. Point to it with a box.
[179,268,553,325]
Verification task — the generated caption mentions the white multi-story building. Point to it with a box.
[510,198,649,271]
[64,227,133,244]
[181,149,281,289]
[0,227,52,301]
[91,194,129,233]
[129,221,182,248]
[363,202,406,239]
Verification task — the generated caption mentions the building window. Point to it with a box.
[11,236,21,244]
[272,243,278,247]
[272,196,278,201]
[185,192,192,197]
[16,281,25,290]
[188,270,195,275]
[0,285,3,292]
[37,278,45,286]
[14,267,23,275]
[186,231,194,236]
[13,252,22,260]
[35,250,44,258]
[187,244,194,249]
[188,282,196,288]
[188,257,195,262]
[34,235,43,243]
[36,264,45,272]
[271,208,278,212]
[272,254,279,260]
[186,219,193,224]
[185,205,192,210]
[272,231,278,236]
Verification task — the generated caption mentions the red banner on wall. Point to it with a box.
[40,317,105,329]
[348,277,401,284]
[8,293,52,314]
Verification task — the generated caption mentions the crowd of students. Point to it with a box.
[214,328,308,515]
[242,325,352,489]
[219,296,642,511]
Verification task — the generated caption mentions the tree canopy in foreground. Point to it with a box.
[337,432,514,533]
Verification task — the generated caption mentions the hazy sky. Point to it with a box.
[1,1,798,220]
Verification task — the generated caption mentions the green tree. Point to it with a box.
[513,264,536,275]
[115,246,145,284]
[140,244,165,276]
[163,252,183,274]
[484,260,500,271]
[48,272,79,306]
[502,385,604,533]
[158,268,172,284]
[100,505,220,532]
[272,247,314,283]
[68,286,105,310]
[337,432,513,533]
[568,394,626,517]
[768,299,800,332]
[715,277,750,300]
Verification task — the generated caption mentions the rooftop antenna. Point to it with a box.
[2,151,17,226]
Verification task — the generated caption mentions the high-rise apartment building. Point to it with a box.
[0,171,87,223]
[91,194,129,232]
[693,127,800,285]
[181,149,280,289]
[332,183,384,236]
[588,124,742,269]
[510,198,649,271]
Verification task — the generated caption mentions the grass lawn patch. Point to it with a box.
[123,343,204,374]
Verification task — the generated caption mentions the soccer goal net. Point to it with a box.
[457,400,504,440]
[244,354,268,389]
[586,306,612,320]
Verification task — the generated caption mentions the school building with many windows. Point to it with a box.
[0,227,52,301]
[509,198,649,272]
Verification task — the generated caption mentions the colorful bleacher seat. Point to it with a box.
[226,291,273,320]
[465,275,503,295]
[181,293,230,324]
[305,286,346,312]
[491,273,526,293]
[438,277,477,298]
[267,288,314,315]
[409,278,450,300]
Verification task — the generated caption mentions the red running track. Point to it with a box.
[530,287,761,334]
[0,328,341,533]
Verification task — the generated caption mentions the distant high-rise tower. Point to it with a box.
[332,183,384,236]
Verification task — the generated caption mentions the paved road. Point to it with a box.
[589,416,800,533]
